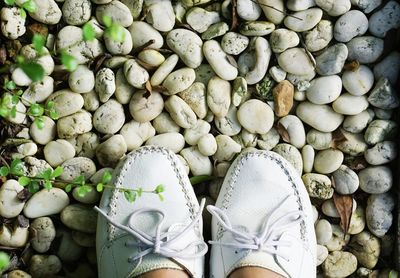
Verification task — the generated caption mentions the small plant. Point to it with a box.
[0,159,164,203]
[0,251,10,274]
[102,16,126,42]
[3,0,37,19]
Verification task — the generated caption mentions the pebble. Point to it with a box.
[96,135,127,167]
[115,69,134,105]
[306,129,332,150]
[72,231,95,247]
[351,0,381,13]
[273,143,303,174]
[366,193,395,237]
[273,80,294,117]
[55,228,83,262]
[314,149,343,174]
[322,251,357,278]
[302,173,333,199]
[146,133,185,154]
[332,93,369,115]
[180,147,213,176]
[30,116,56,145]
[144,0,175,32]
[296,102,344,132]
[0,179,25,218]
[207,76,231,118]
[129,91,164,122]
[186,7,220,33]
[270,29,299,53]
[61,204,97,233]
[278,48,315,75]
[315,0,351,16]
[57,110,93,139]
[332,165,359,194]
[203,40,238,81]
[239,21,276,36]
[29,255,62,277]
[368,78,399,109]
[198,134,218,156]
[8,270,31,278]
[374,52,400,85]
[120,120,155,151]
[22,157,52,178]
[317,245,329,266]
[93,99,125,134]
[214,106,241,136]
[342,65,374,96]
[138,49,165,68]
[129,21,164,49]
[326,224,351,250]
[62,0,91,26]
[303,20,333,52]
[72,185,100,204]
[68,65,95,94]
[349,231,381,269]
[16,142,38,158]
[22,76,54,105]
[29,0,62,24]
[67,132,99,159]
[347,36,384,64]
[214,135,242,162]
[152,113,180,134]
[368,1,400,38]
[44,139,76,167]
[365,120,397,145]
[178,83,207,120]
[30,217,56,253]
[343,109,374,133]
[284,8,323,31]
[59,157,96,181]
[364,141,397,165]
[96,1,133,27]
[104,27,133,55]
[166,29,203,68]
[23,188,69,218]
[165,95,197,129]
[124,59,149,89]
[322,198,357,218]
[316,43,348,75]
[237,99,274,134]
[258,0,285,24]
[278,115,306,148]
[315,219,332,245]
[337,130,369,156]
[221,32,249,55]
[306,75,342,104]
[237,0,262,20]
[348,206,366,235]
[257,128,280,150]
[47,89,84,118]
[1,7,26,39]
[301,145,315,173]
[150,54,179,86]
[334,10,368,42]
[163,68,196,95]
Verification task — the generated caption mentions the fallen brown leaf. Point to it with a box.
[145,80,152,93]
[343,60,360,72]
[331,128,347,149]
[276,122,291,143]
[231,0,239,31]
[333,194,353,235]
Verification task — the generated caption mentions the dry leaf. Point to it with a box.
[344,60,360,72]
[226,55,238,68]
[136,59,156,71]
[276,122,291,143]
[346,156,368,171]
[333,194,353,234]
[231,0,239,31]
[331,128,347,149]
[145,80,152,93]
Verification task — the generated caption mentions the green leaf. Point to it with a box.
[34,117,45,129]
[4,0,15,5]
[0,251,10,272]
[44,180,52,190]
[16,89,23,96]
[28,103,44,117]
[10,106,17,118]
[38,168,52,180]
[77,185,92,197]
[11,95,19,105]
[101,171,112,184]
[18,176,30,186]
[73,175,85,185]
[28,181,40,193]
[123,190,137,203]
[22,0,37,12]
[19,8,26,19]
[19,62,45,82]
[49,110,58,120]
[155,184,164,194]
[102,15,112,27]
[137,187,143,197]
[0,166,9,177]
[96,183,104,192]
[189,175,214,185]
[10,159,23,175]
[82,22,96,41]
[65,184,72,192]
[0,106,9,117]
[390,270,399,278]
[107,24,125,42]
[4,80,16,90]
[158,194,164,201]
[61,52,78,72]
[32,34,45,55]
[46,101,55,110]
[52,166,63,178]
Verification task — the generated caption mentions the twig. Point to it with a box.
[131,39,155,55]
[251,0,303,20]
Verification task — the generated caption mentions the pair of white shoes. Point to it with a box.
[95,146,317,278]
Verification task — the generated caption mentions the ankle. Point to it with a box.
[229,266,285,278]
[138,269,190,278]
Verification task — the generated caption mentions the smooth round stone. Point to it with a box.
[301,145,315,173]
[366,193,395,237]
[104,27,133,55]
[342,65,374,96]
[198,134,217,156]
[163,68,196,95]
[115,68,133,105]
[146,133,185,154]
[296,102,344,132]
[138,49,165,68]
[359,166,392,194]
[273,143,303,174]
[124,59,149,89]
[24,188,69,218]
[0,180,25,218]
[30,116,56,145]
[315,219,332,245]
[96,1,133,27]
[22,76,54,105]
[96,135,127,167]
[348,206,366,235]
[368,78,399,109]
[0,7,26,39]
[214,135,242,162]
[322,251,357,278]
[326,225,350,252]
[234,130,257,148]
[287,0,315,11]
[322,198,357,218]
[334,10,369,42]
[257,0,285,24]
[59,157,96,182]
[369,1,400,38]
[306,75,342,104]
[61,204,97,233]
[62,0,91,25]
[303,20,333,52]
[374,108,394,120]
[337,130,368,156]
[314,149,344,174]
[302,173,333,199]
[365,141,397,165]
[237,0,262,20]
[67,132,99,159]
[374,52,400,85]
[186,7,220,33]
[129,21,164,49]
[30,217,56,253]
[129,91,164,123]
[68,65,95,94]
[72,185,100,204]
[152,113,180,134]
[29,255,62,277]
[46,90,84,118]
[57,110,93,139]
[166,29,203,68]
[316,43,348,75]
[270,29,299,53]
[278,115,306,148]
[207,76,231,118]
[93,100,125,134]
[179,82,208,119]
[343,109,374,133]
[180,147,213,176]
[144,0,175,32]
[215,106,241,136]
[165,95,197,129]
[239,21,276,36]
[203,40,238,81]
[364,120,397,145]
[184,120,211,146]
[29,0,62,24]
[350,231,381,269]
[316,0,351,16]
[317,245,329,266]
[151,54,179,86]
[194,64,216,85]
[237,99,274,134]
[306,129,332,150]
[278,48,315,75]
[351,0,382,13]
[221,32,249,55]
[78,91,99,111]
[55,229,84,262]
[44,139,76,167]
[257,128,280,150]
[347,36,384,64]
[332,93,369,115]
[332,165,359,194]
[284,8,323,32]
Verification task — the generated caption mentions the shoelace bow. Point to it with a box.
[94,198,208,264]
[206,195,304,262]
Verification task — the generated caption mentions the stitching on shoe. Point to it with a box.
[216,151,308,244]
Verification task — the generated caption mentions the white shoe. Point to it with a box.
[207,150,317,278]
[95,146,207,278]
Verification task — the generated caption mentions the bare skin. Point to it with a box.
[139,267,284,278]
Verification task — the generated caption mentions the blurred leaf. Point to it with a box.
[18,176,30,186]
[38,168,52,180]
[0,166,9,177]
[49,110,58,120]
[73,175,85,185]
[19,8,26,19]
[0,251,10,272]
[28,181,40,193]
[96,183,104,192]
[4,80,16,90]
[61,52,78,72]
[107,24,125,42]
[34,117,45,129]
[82,22,96,41]
[44,180,52,190]
[155,184,164,194]
[137,187,143,197]
[190,175,214,185]
[46,101,55,110]
[230,0,238,30]
[32,34,45,55]
[65,184,72,192]
[102,15,112,27]
[11,95,19,105]
[22,0,36,12]
[10,106,17,118]
[158,194,164,201]
[124,190,137,203]
[331,129,347,149]
[4,0,15,5]
[276,122,290,143]
[101,171,112,184]
[52,166,63,178]
[28,103,44,117]
[10,159,23,175]
[333,194,353,235]
[389,270,399,278]
[19,62,44,82]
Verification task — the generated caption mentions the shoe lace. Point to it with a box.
[207,196,303,262]
[94,198,208,264]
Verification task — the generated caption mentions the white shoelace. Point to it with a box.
[207,196,303,262]
[94,198,208,264]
